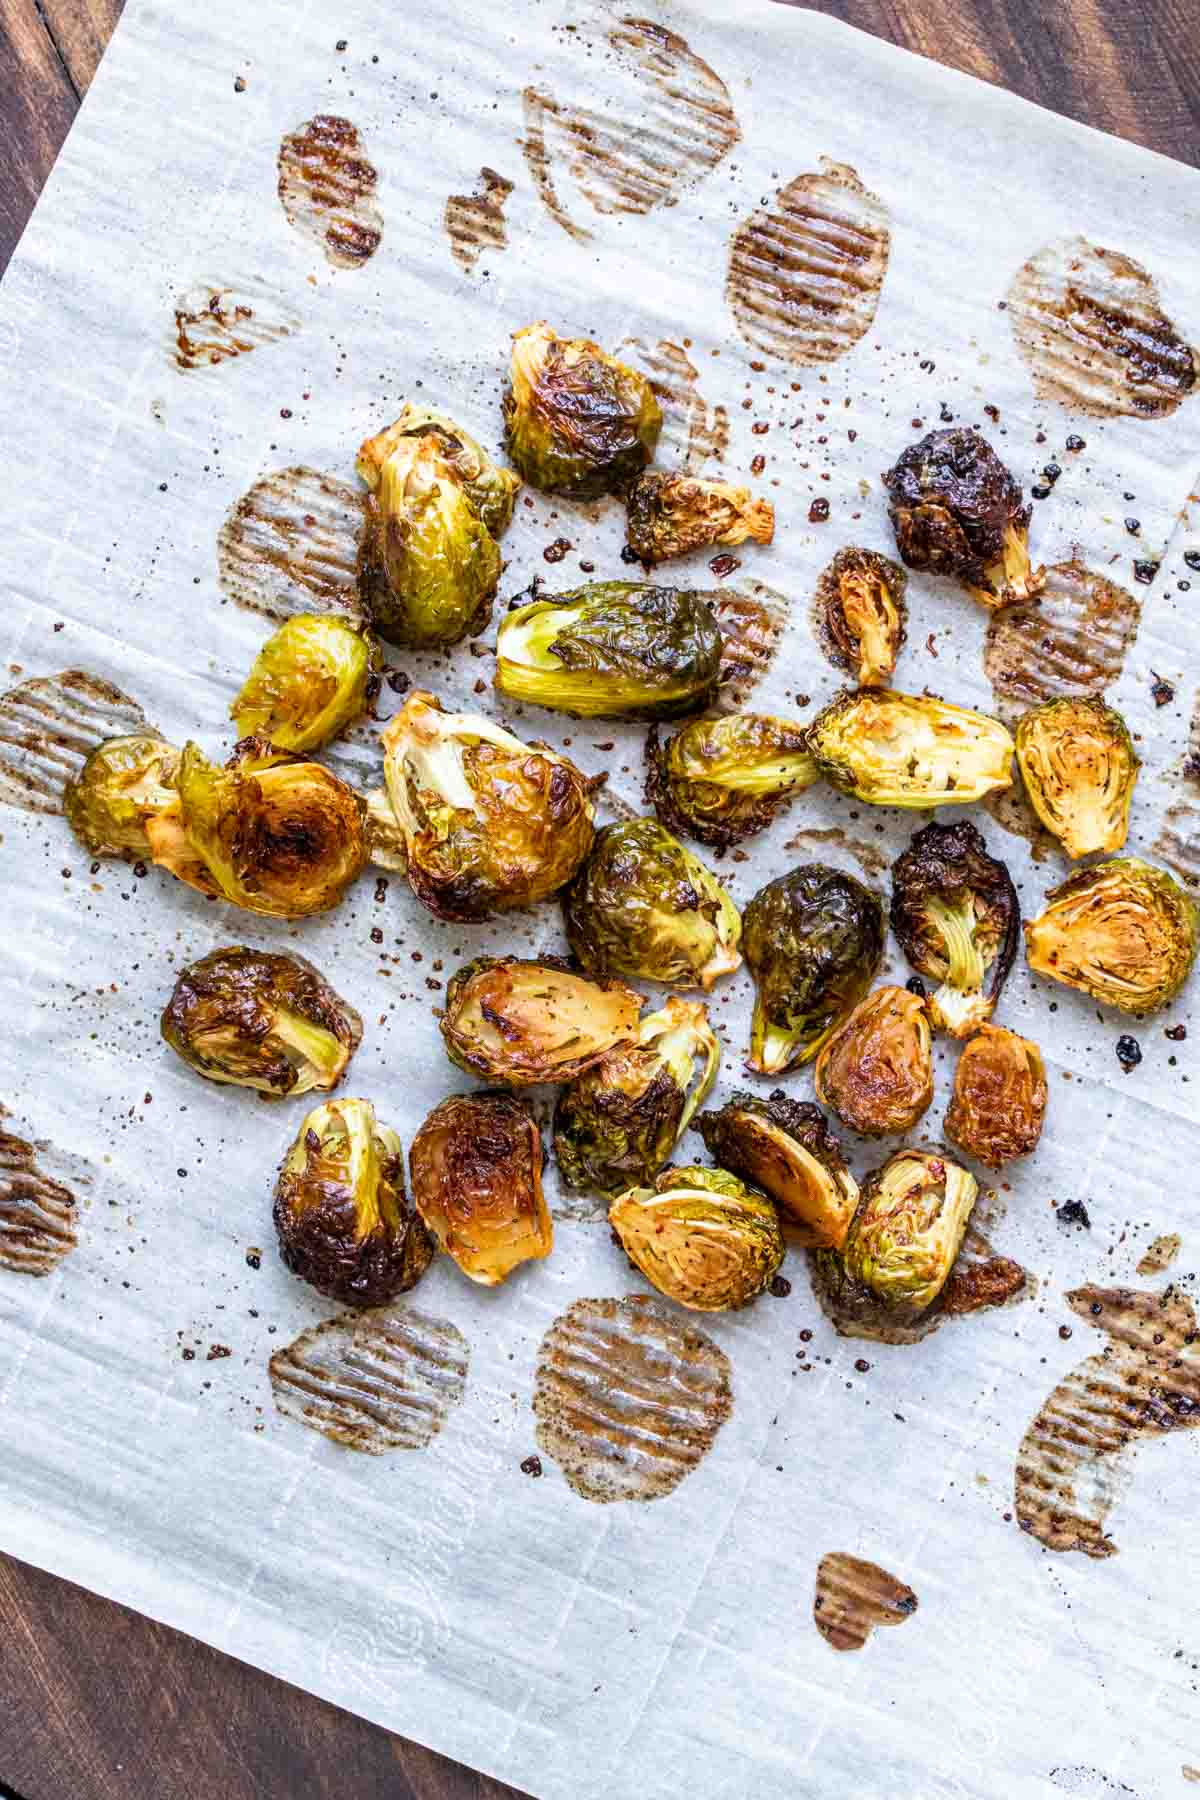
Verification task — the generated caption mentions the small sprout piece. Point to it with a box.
[231,615,379,752]
[842,1148,978,1319]
[815,546,908,687]
[161,946,362,1097]
[814,985,934,1137]
[440,955,642,1085]
[743,865,885,1073]
[563,819,742,992]
[624,471,774,565]
[409,1092,550,1286]
[609,1165,784,1312]
[503,321,662,499]
[273,1098,434,1306]
[882,426,1043,607]
[1015,696,1139,859]
[362,785,408,872]
[945,1024,1047,1170]
[554,997,719,1193]
[695,1090,858,1249]
[357,403,519,538]
[381,689,595,920]
[644,712,819,852]
[1024,857,1199,1014]
[891,820,1020,1037]
[495,580,722,720]
[806,688,1014,808]
[64,732,179,857]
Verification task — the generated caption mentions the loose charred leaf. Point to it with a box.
[624,471,773,565]
[814,546,908,687]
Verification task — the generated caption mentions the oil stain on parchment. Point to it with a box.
[983,559,1140,707]
[444,168,513,271]
[278,115,383,270]
[619,337,729,471]
[709,581,792,709]
[1152,690,1200,887]
[532,1294,732,1503]
[0,669,147,815]
[785,826,889,883]
[813,1553,917,1652]
[217,466,368,624]
[171,279,301,372]
[981,758,1060,862]
[0,1114,83,1276]
[1136,1234,1181,1276]
[1008,237,1197,420]
[1014,1283,1200,1558]
[727,158,890,366]
[270,1305,469,1454]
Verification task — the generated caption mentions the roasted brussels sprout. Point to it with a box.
[644,712,819,852]
[1024,857,1199,1014]
[273,1098,434,1306]
[409,1091,550,1285]
[814,985,934,1137]
[841,1148,978,1319]
[161,946,362,1097]
[358,402,519,538]
[64,731,179,857]
[882,427,1043,607]
[890,820,1020,1037]
[624,471,774,566]
[554,997,719,1193]
[609,1164,784,1312]
[231,615,379,752]
[1015,696,1139,859]
[494,580,722,721]
[695,1090,858,1249]
[380,689,595,920]
[743,865,885,1073]
[503,321,661,499]
[440,955,642,1085]
[945,1024,1047,1169]
[805,688,1014,808]
[362,784,408,872]
[563,819,742,991]
[814,546,908,688]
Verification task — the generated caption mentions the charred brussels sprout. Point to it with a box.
[563,819,742,991]
[842,1148,978,1319]
[553,997,719,1193]
[609,1164,784,1311]
[814,546,908,688]
[806,687,1014,808]
[743,865,885,1073]
[814,985,934,1137]
[503,321,661,499]
[231,615,379,752]
[1024,857,1199,1014]
[273,1098,434,1306]
[161,947,362,1097]
[358,403,519,539]
[624,471,774,565]
[409,1092,550,1285]
[945,1024,1047,1170]
[890,820,1019,1037]
[440,955,642,1085]
[64,731,179,857]
[380,689,595,920]
[1015,696,1139,859]
[882,427,1043,607]
[695,1090,858,1250]
[644,713,818,852]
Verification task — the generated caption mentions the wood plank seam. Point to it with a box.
[30,0,82,99]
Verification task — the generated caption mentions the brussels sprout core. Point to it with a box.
[503,322,662,499]
[645,713,818,852]
[410,1092,550,1285]
[743,865,885,1073]
[891,819,1019,1037]
[1024,857,1199,1015]
[806,687,1014,808]
[609,1164,784,1311]
[440,955,643,1085]
[231,615,378,752]
[64,732,180,858]
[624,472,774,566]
[815,547,908,688]
[842,1148,978,1317]
[1015,696,1139,859]
[695,1090,859,1249]
[357,402,519,538]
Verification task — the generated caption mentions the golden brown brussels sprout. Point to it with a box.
[882,427,1043,607]
[644,712,819,852]
[945,1024,1047,1170]
[841,1148,978,1319]
[231,615,379,752]
[64,731,180,858]
[562,818,742,992]
[409,1091,550,1285]
[503,321,662,499]
[161,946,362,1097]
[1024,856,1199,1014]
[814,546,908,688]
[273,1098,434,1306]
[1014,696,1139,859]
[805,687,1014,808]
[609,1164,784,1312]
[380,689,595,921]
[694,1090,858,1250]
[624,471,774,566]
[553,997,719,1194]
[814,985,934,1138]
[358,402,519,538]
[890,820,1020,1037]
[440,955,642,1085]
[743,865,885,1073]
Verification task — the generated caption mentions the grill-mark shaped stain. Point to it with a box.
[270,1305,469,1453]
[217,466,368,624]
[727,158,890,365]
[0,669,147,815]
[1136,1233,1181,1276]
[0,1127,80,1276]
[784,825,888,881]
[532,1294,732,1503]
[278,115,383,271]
[619,337,729,471]
[444,168,513,271]
[1008,237,1197,420]
[708,581,791,710]
[983,559,1140,707]
[813,1553,917,1651]
[171,279,301,372]
[1014,1284,1200,1558]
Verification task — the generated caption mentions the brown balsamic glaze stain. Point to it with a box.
[618,338,730,471]
[1014,1284,1200,1558]
[0,670,148,815]
[532,1294,732,1504]
[784,825,888,882]
[727,158,890,366]
[444,167,513,271]
[216,466,368,624]
[940,1254,1026,1315]
[269,1304,469,1454]
[813,1553,917,1652]
[1008,237,1197,420]
[1136,1233,1181,1276]
[0,1124,80,1276]
[171,280,301,372]
[983,558,1140,707]
[980,754,1060,862]
[707,581,792,710]
[277,115,383,271]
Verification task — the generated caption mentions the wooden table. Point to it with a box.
[0,2,1196,1797]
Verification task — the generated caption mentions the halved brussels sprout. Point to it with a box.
[814,985,934,1137]
[890,819,1020,1036]
[503,321,662,498]
[409,1092,550,1285]
[563,818,742,991]
[814,546,908,688]
[554,997,719,1193]
[273,1097,434,1306]
[806,688,1014,808]
[624,472,774,566]
[161,946,362,1097]
[380,689,595,920]
[494,580,723,720]
[1024,857,1199,1014]
[231,615,379,752]
[64,732,180,858]
[882,427,1043,607]
[644,712,819,852]
[695,1090,858,1250]
[440,955,642,1085]
[1015,696,1139,859]
[842,1148,978,1319]
[358,402,519,538]
[743,864,885,1073]
[945,1024,1047,1170]
[609,1164,784,1312]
